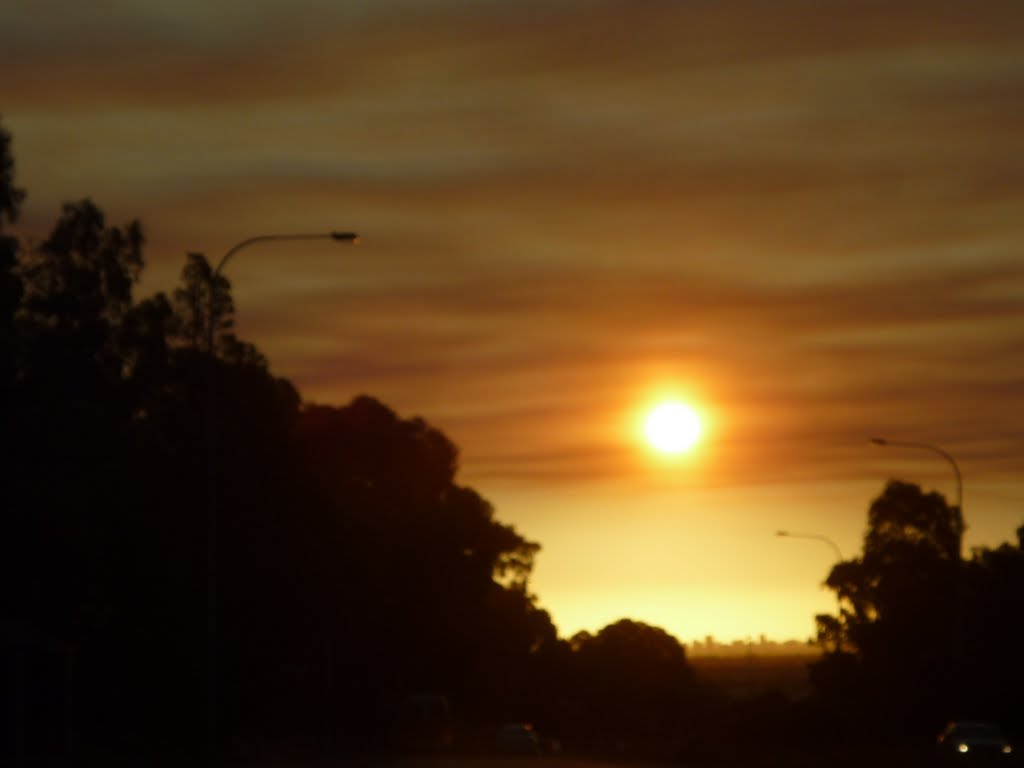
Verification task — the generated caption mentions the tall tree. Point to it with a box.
[0,117,25,227]
[171,252,234,355]
[0,120,569,757]
[958,526,1024,728]
[0,194,178,757]
[821,480,962,653]
[10,200,146,629]
[288,396,552,743]
[0,116,25,455]
[812,480,964,737]
[20,199,142,333]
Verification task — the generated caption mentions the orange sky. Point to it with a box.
[3,0,1023,643]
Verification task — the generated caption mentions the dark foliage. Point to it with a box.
[0,120,576,762]
[811,480,1024,747]
[8,118,1019,765]
[561,620,699,756]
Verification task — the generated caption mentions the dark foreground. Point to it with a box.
[58,746,1022,768]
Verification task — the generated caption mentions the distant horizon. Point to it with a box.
[686,636,818,655]
[551,615,821,654]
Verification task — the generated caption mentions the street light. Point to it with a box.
[869,437,962,521]
[204,230,358,758]
[775,530,843,561]
[205,231,359,355]
[869,435,965,700]
[776,530,844,652]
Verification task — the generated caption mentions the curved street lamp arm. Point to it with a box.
[869,437,963,513]
[214,231,359,275]
[775,530,843,561]
[206,231,359,354]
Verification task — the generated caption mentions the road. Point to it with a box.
[240,759,653,768]
[199,760,641,768]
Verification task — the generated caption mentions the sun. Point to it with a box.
[644,401,703,454]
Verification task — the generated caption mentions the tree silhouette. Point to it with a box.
[287,395,555,746]
[10,199,145,623]
[0,194,181,756]
[1,119,749,762]
[0,116,25,507]
[0,118,25,226]
[565,619,697,756]
[864,479,963,563]
[171,252,235,356]
[958,525,1024,731]
[812,480,965,739]
[0,117,24,362]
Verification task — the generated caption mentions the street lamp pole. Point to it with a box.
[776,530,844,652]
[869,435,965,703]
[203,230,358,759]
[205,231,359,355]
[869,437,963,526]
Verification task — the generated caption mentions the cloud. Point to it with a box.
[4,0,1022,491]
[5,0,1024,641]
[214,252,1024,488]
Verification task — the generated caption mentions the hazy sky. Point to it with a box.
[4,0,1023,643]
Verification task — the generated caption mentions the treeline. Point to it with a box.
[0,121,715,762]
[810,480,1024,747]
[3,118,1023,766]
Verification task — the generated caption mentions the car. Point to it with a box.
[496,722,542,756]
[937,721,1014,763]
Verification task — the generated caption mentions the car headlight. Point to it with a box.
[957,743,970,754]
[1002,745,1013,755]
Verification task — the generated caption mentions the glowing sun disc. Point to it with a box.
[644,401,702,454]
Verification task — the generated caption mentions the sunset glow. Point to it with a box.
[3,0,1023,645]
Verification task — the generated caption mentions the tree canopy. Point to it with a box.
[0,119,567,759]
[16,115,1022,764]
[812,479,1022,741]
